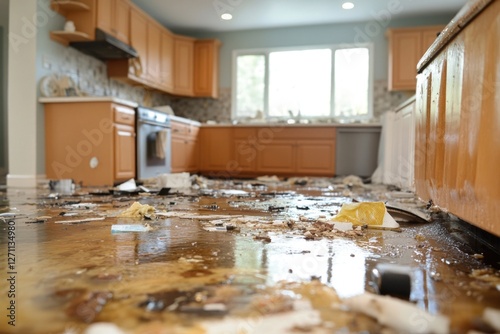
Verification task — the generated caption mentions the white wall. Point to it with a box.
[7,0,40,187]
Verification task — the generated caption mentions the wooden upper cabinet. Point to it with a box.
[160,30,175,92]
[147,21,161,84]
[174,35,195,96]
[194,39,221,98]
[387,25,445,91]
[129,6,148,81]
[96,0,130,44]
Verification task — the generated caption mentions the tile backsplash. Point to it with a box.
[170,81,414,123]
[44,47,172,107]
[47,47,413,123]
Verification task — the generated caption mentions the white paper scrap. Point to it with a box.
[111,224,152,232]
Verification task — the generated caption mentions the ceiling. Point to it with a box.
[130,0,467,33]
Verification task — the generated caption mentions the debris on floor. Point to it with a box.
[118,201,156,219]
[1,175,499,334]
[343,292,450,334]
[331,201,399,228]
[111,223,152,233]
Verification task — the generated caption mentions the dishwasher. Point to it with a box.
[335,126,381,178]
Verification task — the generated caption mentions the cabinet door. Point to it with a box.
[96,0,113,36]
[160,29,174,92]
[171,135,186,173]
[194,39,220,98]
[388,30,422,91]
[296,140,335,176]
[147,21,161,84]
[96,0,129,44]
[174,36,194,96]
[114,124,136,181]
[186,139,199,171]
[257,141,295,174]
[130,7,148,81]
[114,0,130,44]
[200,128,233,171]
[235,139,257,172]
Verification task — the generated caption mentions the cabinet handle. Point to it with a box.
[117,131,133,136]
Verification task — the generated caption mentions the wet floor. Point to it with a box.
[0,177,499,334]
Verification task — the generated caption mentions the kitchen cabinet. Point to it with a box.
[127,5,148,83]
[146,20,161,84]
[194,39,221,98]
[387,25,445,91]
[174,35,195,96]
[107,5,175,91]
[296,140,336,175]
[96,0,130,44]
[257,140,296,174]
[200,126,336,177]
[415,0,499,236]
[160,29,175,92]
[171,120,200,173]
[42,99,136,186]
[50,0,130,45]
[256,127,335,176]
[199,127,234,176]
[233,128,258,173]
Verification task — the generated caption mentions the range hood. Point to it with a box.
[69,29,138,61]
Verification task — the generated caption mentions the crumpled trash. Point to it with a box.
[331,202,399,228]
[343,292,449,334]
[342,175,365,187]
[118,202,156,219]
[157,172,191,188]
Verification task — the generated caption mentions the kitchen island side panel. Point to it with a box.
[44,102,115,186]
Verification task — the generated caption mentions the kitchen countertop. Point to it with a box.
[39,96,138,108]
[38,97,381,128]
[170,114,201,126]
[201,122,381,128]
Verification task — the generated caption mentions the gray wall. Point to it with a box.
[177,14,455,88]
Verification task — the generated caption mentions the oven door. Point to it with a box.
[136,121,171,180]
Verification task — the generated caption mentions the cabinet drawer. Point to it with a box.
[269,127,336,140]
[113,105,135,126]
[172,121,199,138]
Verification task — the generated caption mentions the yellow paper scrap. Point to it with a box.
[332,202,386,226]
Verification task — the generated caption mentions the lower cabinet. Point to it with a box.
[199,127,234,176]
[43,100,136,186]
[171,120,199,173]
[257,140,295,174]
[415,0,500,236]
[200,126,336,177]
[114,123,136,180]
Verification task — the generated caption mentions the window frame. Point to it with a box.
[231,43,374,122]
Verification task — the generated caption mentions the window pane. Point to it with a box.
[236,55,265,118]
[334,48,369,118]
[268,49,331,118]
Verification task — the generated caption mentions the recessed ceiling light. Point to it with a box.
[342,2,354,10]
[221,13,233,20]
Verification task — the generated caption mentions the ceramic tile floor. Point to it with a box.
[0,176,499,334]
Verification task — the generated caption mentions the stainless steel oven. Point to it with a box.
[136,106,171,180]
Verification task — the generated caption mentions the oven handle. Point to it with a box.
[138,120,171,128]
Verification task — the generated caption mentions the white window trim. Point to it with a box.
[231,43,374,122]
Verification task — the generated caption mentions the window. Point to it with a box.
[232,44,373,121]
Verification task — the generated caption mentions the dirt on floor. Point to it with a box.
[0,175,499,334]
